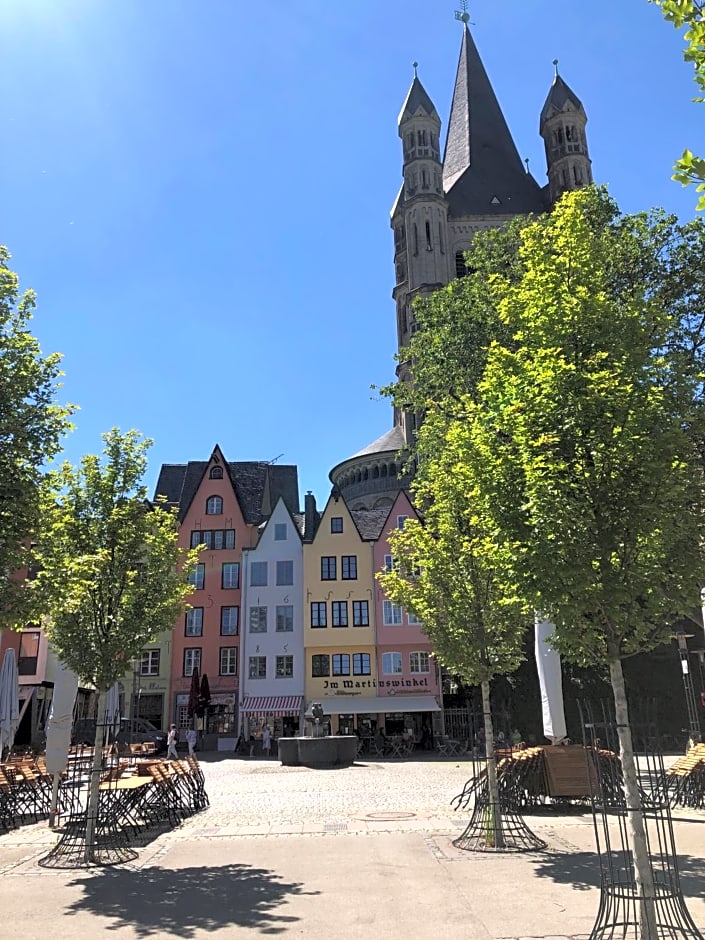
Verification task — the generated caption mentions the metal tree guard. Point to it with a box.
[579,700,702,940]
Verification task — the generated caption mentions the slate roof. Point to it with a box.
[398,76,439,124]
[350,425,406,460]
[442,26,546,217]
[153,457,299,525]
[350,509,393,542]
[540,73,585,124]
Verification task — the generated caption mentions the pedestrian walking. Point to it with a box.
[167,724,179,760]
[262,726,272,758]
[186,727,197,756]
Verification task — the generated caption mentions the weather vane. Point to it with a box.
[454,0,470,25]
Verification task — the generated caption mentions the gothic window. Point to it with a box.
[413,224,419,255]
[455,251,468,278]
[209,467,223,479]
[421,169,429,189]
[438,222,445,254]
[206,495,223,515]
[417,129,427,147]
[425,220,432,251]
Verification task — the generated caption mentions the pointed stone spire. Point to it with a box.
[442,25,545,215]
[539,62,592,206]
[398,73,439,125]
[540,69,585,125]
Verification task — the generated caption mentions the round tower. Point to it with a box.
[540,65,592,206]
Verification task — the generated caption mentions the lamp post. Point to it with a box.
[674,631,702,747]
[131,657,141,737]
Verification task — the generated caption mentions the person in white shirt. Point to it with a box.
[186,727,197,756]
[262,726,272,758]
[167,724,179,760]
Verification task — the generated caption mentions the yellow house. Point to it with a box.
[303,495,385,735]
[121,629,173,731]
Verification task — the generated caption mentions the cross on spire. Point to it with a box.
[454,0,470,25]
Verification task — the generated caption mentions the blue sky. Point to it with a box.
[1,0,702,507]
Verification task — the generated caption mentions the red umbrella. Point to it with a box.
[198,673,211,717]
[187,666,200,719]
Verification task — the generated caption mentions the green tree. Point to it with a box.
[651,0,705,209]
[0,246,74,626]
[33,428,198,859]
[467,186,705,932]
[378,409,531,846]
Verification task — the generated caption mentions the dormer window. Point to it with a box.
[209,467,223,480]
[206,495,223,515]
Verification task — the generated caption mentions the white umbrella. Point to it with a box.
[0,648,20,758]
[535,614,567,744]
[45,659,79,826]
[102,682,121,743]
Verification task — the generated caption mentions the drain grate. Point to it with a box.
[323,823,348,831]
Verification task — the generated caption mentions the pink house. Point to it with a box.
[372,491,442,740]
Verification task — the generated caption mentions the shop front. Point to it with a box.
[240,695,304,751]
[305,694,441,741]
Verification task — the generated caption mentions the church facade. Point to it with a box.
[330,22,592,510]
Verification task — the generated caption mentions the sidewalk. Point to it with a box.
[1,755,703,939]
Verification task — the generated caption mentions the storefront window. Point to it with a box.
[206,704,237,734]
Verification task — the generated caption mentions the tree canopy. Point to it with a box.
[32,428,198,691]
[0,247,74,627]
[651,0,705,209]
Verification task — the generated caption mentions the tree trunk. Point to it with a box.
[608,657,657,939]
[481,678,504,849]
[84,689,105,863]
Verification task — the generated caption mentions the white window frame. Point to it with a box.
[222,562,240,589]
[248,656,266,679]
[220,606,239,635]
[410,651,430,674]
[140,649,160,676]
[382,651,402,675]
[189,564,205,590]
[219,647,238,676]
[249,606,267,633]
[184,648,201,676]
[383,600,403,625]
[275,655,294,678]
[276,605,294,632]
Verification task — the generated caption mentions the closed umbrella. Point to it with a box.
[187,666,200,723]
[102,682,121,744]
[535,614,567,744]
[0,648,20,759]
[198,673,211,717]
[45,659,79,826]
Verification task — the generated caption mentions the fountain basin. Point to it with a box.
[278,735,358,767]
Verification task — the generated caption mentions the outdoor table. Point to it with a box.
[387,737,404,758]
[97,776,153,835]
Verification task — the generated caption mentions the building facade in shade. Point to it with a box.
[329,21,592,509]
[152,445,299,746]
[239,497,306,745]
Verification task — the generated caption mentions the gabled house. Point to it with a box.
[239,497,305,744]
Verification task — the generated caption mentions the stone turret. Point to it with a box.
[540,65,593,206]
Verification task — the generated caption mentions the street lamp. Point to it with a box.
[131,656,142,737]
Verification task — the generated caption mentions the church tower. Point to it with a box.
[329,17,592,511]
[540,64,593,206]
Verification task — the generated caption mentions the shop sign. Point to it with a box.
[322,677,429,691]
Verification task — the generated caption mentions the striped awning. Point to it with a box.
[240,695,303,715]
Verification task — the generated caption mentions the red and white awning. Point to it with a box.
[240,695,303,715]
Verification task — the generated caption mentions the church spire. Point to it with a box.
[442,24,545,215]
[540,63,593,205]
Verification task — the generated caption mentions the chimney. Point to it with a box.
[304,491,317,542]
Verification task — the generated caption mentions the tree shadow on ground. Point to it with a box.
[532,851,705,902]
[64,862,318,936]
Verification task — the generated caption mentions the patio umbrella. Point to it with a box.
[45,659,79,826]
[0,648,20,758]
[198,673,211,717]
[187,667,200,724]
[102,682,121,744]
[535,614,567,744]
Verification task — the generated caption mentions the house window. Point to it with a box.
[17,631,40,676]
[397,515,408,530]
[353,600,369,626]
[276,560,294,586]
[191,529,235,550]
[353,653,371,676]
[312,654,330,678]
[383,555,395,573]
[382,652,402,675]
[249,606,267,633]
[274,523,287,540]
[332,601,348,627]
[189,564,205,590]
[311,602,327,628]
[321,556,336,580]
[332,654,350,676]
[206,495,223,515]
[276,655,294,678]
[220,647,238,676]
[209,467,223,479]
[330,517,343,534]
[341,555,357,580]
[250,561,268,586]
[410,651,430,673]
[185,607,203,636]
[248,656,266,679]
[276,605,294,632]
[183,648,201,677]
[222,562,240,589]
[140,649,160,676]
[383,600,403,625]
[407,610,422,626]
[220,606,239,635]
